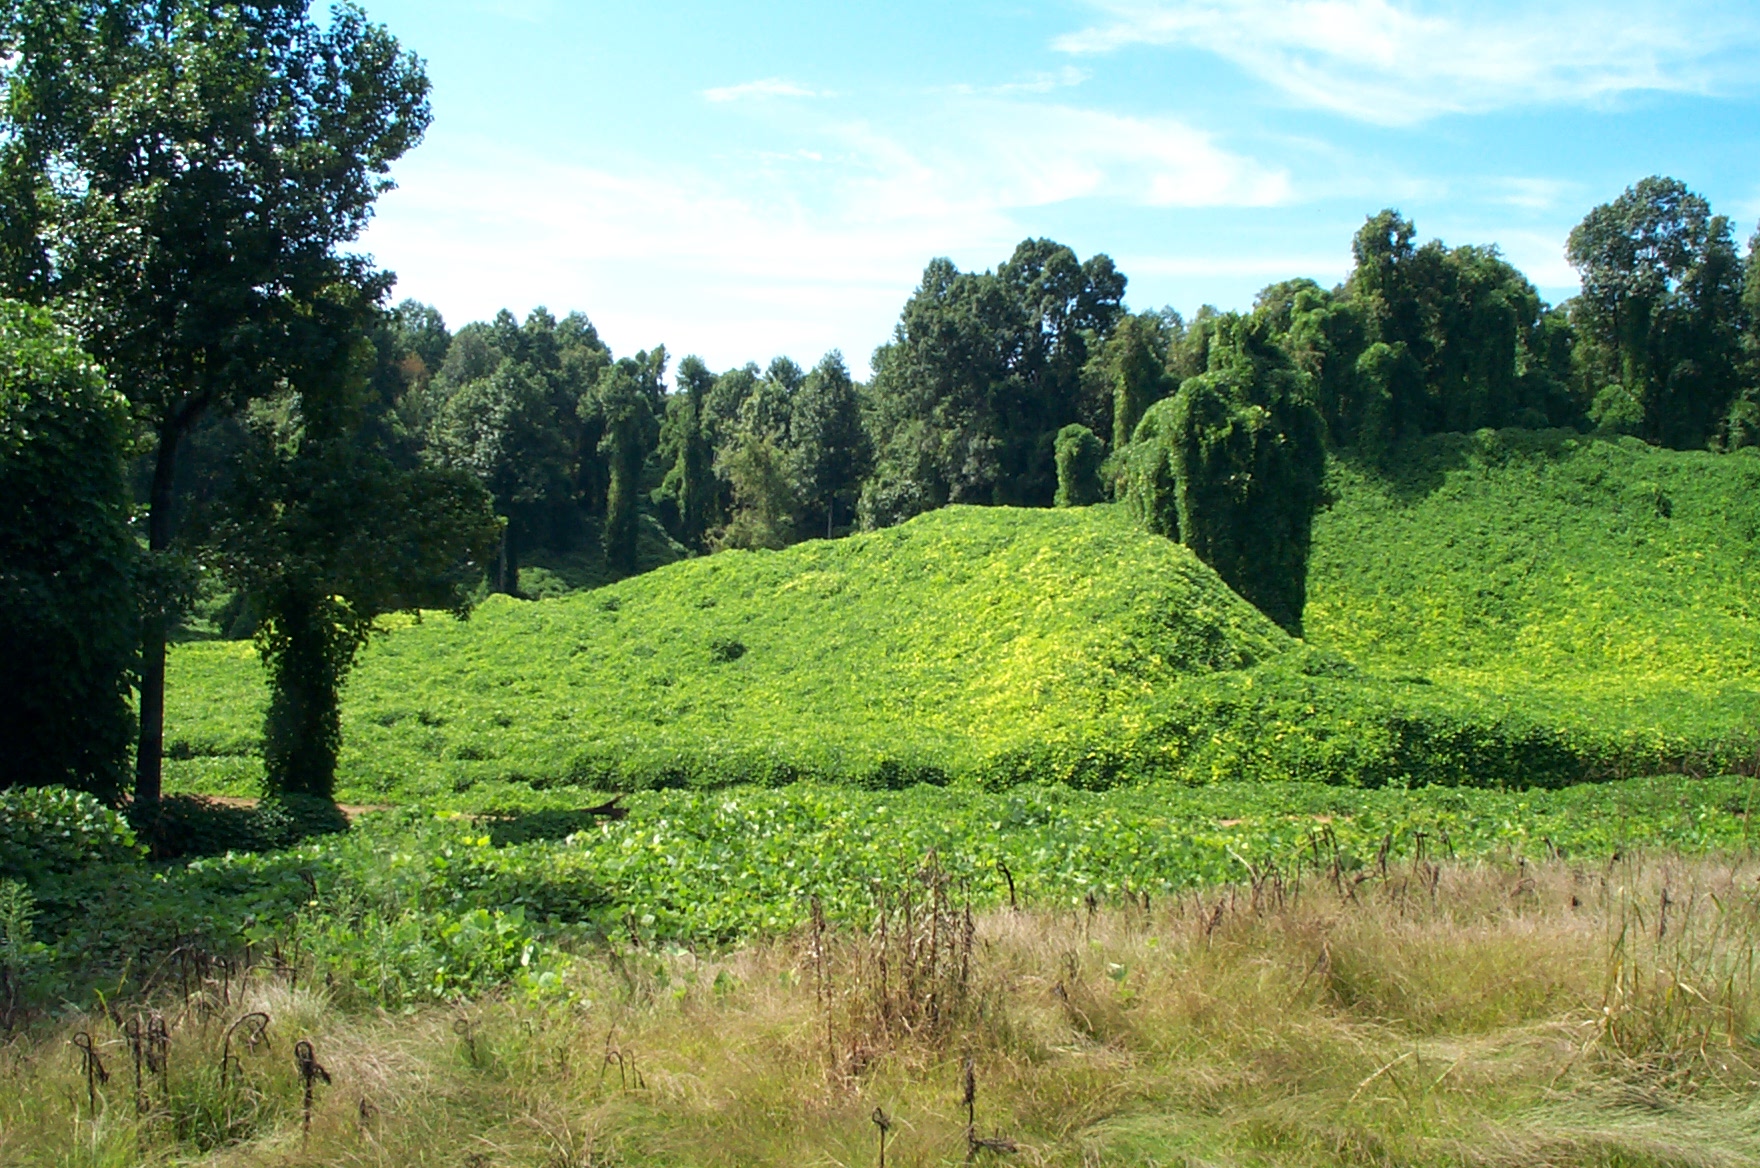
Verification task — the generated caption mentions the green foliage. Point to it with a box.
[1568,177,1745,449]
[1052,423,1105,507]
[789,351,872,537]
[0,0,435,804]
[214,305,503,798]
[432,357,571,593]
[1114,398,1180,539]
[595,351,665,577]
[863,240,1126,523]
[1344,211,1577,443]
[167,505,1302,801]
[0,786,142,881]
[0,301,137,799]
[1306,430,1760,749]
[1169,315,1327,635]
[657,355,717,548]
[18,773,1760,1006]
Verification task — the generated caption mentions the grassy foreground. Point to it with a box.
[9,853,1760,1167]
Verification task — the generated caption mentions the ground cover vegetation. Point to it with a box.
[10,2,1760,1162]
[8,843,1760,1165]
[160,439,1760,805]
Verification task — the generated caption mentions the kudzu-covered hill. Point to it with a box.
[166,433,1760,806]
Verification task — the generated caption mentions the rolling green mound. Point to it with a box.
[165,435,1760,805]
[166,506,1302,801]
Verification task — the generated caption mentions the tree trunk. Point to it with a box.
[133,426,181,807]
[496,525,520,596]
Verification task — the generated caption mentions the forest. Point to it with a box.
[8,3,1760,1166]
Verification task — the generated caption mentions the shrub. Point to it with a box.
[0,786,142,880]
[0,302,137,800]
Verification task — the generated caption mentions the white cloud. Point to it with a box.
[361,97,1290,375]
[1056,1,1760,124]
[703,78,825,103]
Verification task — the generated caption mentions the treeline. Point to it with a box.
[323,177,1760,638]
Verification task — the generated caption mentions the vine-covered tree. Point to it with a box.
[1169,315,1326,636]
[1053,423,1105,507]
[592,350,665,576]
[214,295,499,798]
[1114,399,1180,540]
[0,303,136,800]
[0,0,432,805]
[658,355,717,549]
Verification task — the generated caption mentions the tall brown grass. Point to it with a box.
[5,853,1760,1166]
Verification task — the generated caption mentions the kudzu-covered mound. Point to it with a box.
[165,457,1760,806]
[169,505,1301,799]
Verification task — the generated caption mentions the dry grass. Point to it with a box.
[6,853,1760,1166]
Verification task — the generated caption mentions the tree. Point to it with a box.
[0,302,136,800]
[1168,315,1326,636]
[431,361,571,595]
[789,351,872,538]
[1106,312,1176,448]
[863,239,1126,525]
[592,350,664,576]
[1567,177,1744,448]
[214,297,499,798]
[0,0,432,805]
[1114,399,1180,540]
[658,355,716,548]
[1053,424,1105,507]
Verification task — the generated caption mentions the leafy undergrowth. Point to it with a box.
[164,464,1760,804]
[13,774,1760,1008]
[1309,430,1760,717]
[9,854,1760,1167]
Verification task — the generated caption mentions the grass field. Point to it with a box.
[11,851,1760,1167]
[161,433,1760,805]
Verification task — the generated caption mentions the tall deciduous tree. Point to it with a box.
[593,350,664,577]
[658,355,717,549]
[0,302,136,800]
[862,239,1125,525]
[431,360,571,595]
[1567,177,1745,448]
[0,0,432,805]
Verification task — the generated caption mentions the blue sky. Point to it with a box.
[354,0,1760,376]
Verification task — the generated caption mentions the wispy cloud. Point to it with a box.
[945,66,1091,97]
[703,77,826,103]
[1056,1,1760,124]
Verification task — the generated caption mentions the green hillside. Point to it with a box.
[165,506,1298,801]
[165,435,1760,805]
[1306,430,1760,745]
